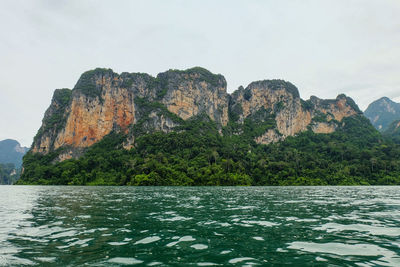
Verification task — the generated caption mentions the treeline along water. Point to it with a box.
[0,186,399,266]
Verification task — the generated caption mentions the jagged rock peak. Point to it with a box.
[308,94,361,113]
[31,67,230,156]
[30,66,363,160]
[157,67,227,89]
[230,87,360,144]
[244,79,300,98]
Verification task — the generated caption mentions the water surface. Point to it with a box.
[0,186,399,266]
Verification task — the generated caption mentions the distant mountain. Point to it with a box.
[0,163,19,184]
[0,139,29,168]
[364,97,400,131]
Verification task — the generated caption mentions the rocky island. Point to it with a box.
[18,67,400,185]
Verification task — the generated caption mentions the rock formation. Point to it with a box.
[230,81,360,144]
[364,97,400,131]
[31,67,362,160]
[0,139,29,168]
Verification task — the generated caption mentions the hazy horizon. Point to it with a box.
[1,0,400,147]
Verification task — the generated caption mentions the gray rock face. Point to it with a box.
[158,69,229,126]
[364,97,400,131]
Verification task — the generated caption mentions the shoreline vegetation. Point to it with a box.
[17,115,400,186]
[15,68,400,186]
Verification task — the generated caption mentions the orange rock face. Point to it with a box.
[31,68,362,159]
[326,97,358,122]
[31,68,230,155]
[32,75,136,153]
[55,89,135,149]
[161,74,229,126]
[231,82,360,145]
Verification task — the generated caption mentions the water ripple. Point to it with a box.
[0,186,398,266]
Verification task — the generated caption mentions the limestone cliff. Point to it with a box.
[32,69,138,156]
[159,69,229,126]
[230,81,360,144]
[32,67,228,159]
[31,67,362,160]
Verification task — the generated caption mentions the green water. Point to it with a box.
[0,186,399,266]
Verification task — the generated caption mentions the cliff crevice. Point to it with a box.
[30,67,363,160]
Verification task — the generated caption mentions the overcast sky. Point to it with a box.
[1,0,400,147]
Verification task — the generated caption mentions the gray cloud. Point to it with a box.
[1,0,400,146]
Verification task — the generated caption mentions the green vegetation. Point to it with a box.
[249,80,300,98]
[364,97,400,131]
[44,89,72,131]
[121,77,134,88]
[74,68,114,100]
[243,89,252,101]
[228,103,242,123]
[312,111,328,123]
[166,67,225,88]
[33,89,72,144]
[224,107,276,139]
[0,139,28,168]
[132,97,184,135]
[18,113,400,186]
[20,67,400,186]
[301,99,313,110]
[0,163,19,184]
[147,76,169,99]
[120,72,170,99]
[383,119,400,144]
[275,101,284,112]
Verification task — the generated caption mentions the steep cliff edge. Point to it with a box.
[229,80,360,144]
[30,67,361,160]
[159,68,229,126]
[21,67,400,186]
[32,67,229,159]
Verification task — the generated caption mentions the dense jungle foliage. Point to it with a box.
[0,163,19,185]
[18,114,400,186]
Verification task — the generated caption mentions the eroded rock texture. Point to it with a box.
[31,67,362,160]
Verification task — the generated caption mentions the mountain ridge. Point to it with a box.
[0,139,29,168]
[30,67,361,161]
[19,67,400,186]
[364,97,400,131]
